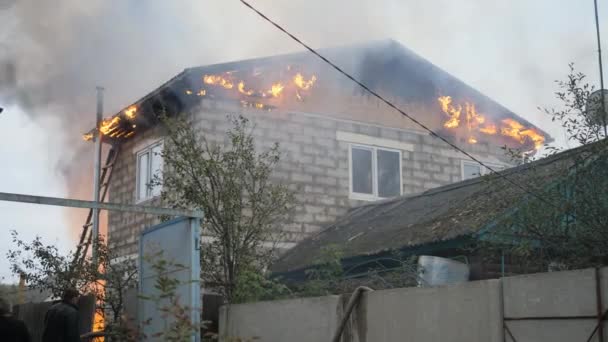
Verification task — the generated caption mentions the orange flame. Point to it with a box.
[238,81,254,96]
[197,89,206,96]
[269,83,284,97]
[202,69,316,103]
[438,96,545,149]
[465,103,485,127]
[124,105,137,119]
[100,116,121,135]
[438,96,462,129]
[83,133,94,141]
[293,73,317,90]
[479,125,497,135]
[204,75,233,89]
[501,119,545,149]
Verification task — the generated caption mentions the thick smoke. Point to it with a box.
[0,0,602,239]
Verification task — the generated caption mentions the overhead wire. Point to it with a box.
[238,0,602,230]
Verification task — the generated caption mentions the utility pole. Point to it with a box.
[92,87,104,263]
[594,0,608,137]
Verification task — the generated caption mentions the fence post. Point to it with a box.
[596,267,604,342]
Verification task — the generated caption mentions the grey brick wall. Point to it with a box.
[107,99,513,257]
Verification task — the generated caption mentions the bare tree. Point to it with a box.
[157,114,294,302]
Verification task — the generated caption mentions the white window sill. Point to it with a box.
[135,195,161,205]
[349,193,381,202]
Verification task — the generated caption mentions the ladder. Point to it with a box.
[72,144,121,268]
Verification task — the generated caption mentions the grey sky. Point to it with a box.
[0,0,606,281]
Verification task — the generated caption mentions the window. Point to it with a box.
[136,141,163,201]
[461,160,504,180]
[462,161,482,180]
[350,144,402,200]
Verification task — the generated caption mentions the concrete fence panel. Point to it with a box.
[219,295,342,341]
[362,279,503,342]
[502,268,607,342]
[218,267,608,342]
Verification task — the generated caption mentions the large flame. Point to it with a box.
[100,116,121,136]
[438,96,545,150]
[438,96,461,129]
[85,67,320,141]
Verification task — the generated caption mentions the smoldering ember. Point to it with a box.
[1,2,608,342]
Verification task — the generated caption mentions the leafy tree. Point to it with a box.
[541,63,607,146]
[484,64,608,270]
[7,232,138,339]
[157,114,294,303]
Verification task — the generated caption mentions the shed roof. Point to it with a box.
[272,141,604,273]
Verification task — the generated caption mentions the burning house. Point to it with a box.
[85,40,550,258]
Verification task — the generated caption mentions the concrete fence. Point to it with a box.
[219,267,608,342]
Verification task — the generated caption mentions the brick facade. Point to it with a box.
[107,98,513,257]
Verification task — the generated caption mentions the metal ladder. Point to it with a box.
[72,144,121,267]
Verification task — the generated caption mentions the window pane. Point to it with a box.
[351,147,373,194]
[377,149,400,198]
[150,144,163,197]
[137,152,149,200]
[463,163,482,180]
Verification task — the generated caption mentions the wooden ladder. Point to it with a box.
[72,144,121,267]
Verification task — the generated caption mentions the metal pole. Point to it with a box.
[594,0,608,137]
[0,191,205,218]
[92,87,104,263]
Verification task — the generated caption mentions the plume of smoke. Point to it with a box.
[0,0,600,241]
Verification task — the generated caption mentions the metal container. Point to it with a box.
[417,255,470,287]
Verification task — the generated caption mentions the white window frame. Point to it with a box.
[461,160,504,180]
[135,140,164,203]
[349,143,402,201]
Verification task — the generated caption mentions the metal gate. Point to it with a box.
[139,217,201,342]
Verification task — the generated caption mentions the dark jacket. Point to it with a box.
[42,301,80,342]
[0,314,31,342]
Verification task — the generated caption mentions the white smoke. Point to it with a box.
[0,0,603,239]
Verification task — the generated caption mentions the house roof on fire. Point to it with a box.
[86,39,551,147]
[271,140,608,274]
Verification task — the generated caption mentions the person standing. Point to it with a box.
[42,288,81,342]
[0,297,31,342]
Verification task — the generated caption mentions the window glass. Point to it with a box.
[377,149,400,197]
[351,147,373,194]
[150,144,163,197]
[137,152,149,200]
[463,162,482,180]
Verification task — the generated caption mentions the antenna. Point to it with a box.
[586,89,608,128]
[594,0,608,136]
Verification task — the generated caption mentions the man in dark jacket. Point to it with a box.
[42,288,81,342]
[0,297,31,342]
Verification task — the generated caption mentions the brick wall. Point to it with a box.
[108,98,512,257]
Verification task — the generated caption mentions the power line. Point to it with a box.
[238,0,599,226]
